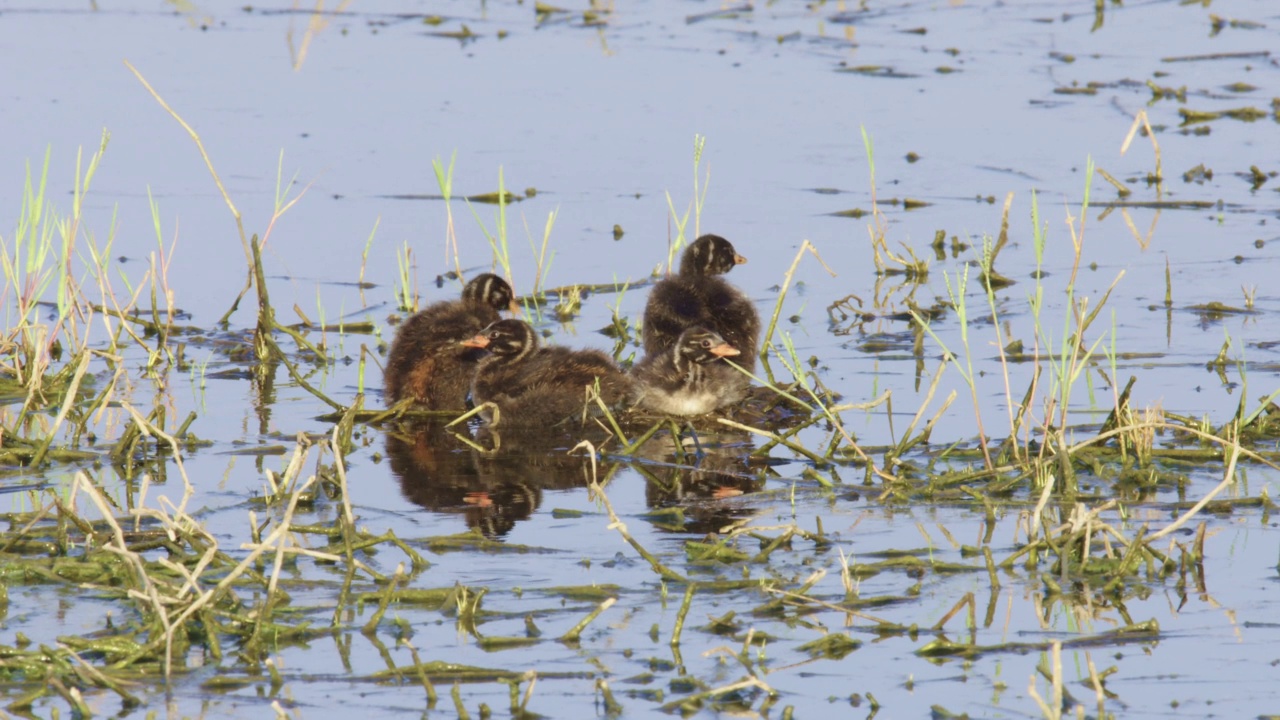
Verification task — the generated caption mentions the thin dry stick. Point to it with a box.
[1029,472,1056,540]
[446,402,497,428]
[0,499,56,554]
[894,361,953,454]
[761,239,836,352]
[1106,111,1165,248]
[571,441,688,583]
[670,583,696,647]
[405,642,439,702]
[559,597,617,642]
[1121,109,1162,192]
[330,429,356,527]
[1086,651,1107,718]
[29,349,92,466]
[156,550,217,600]
[97,266,155,351]
[61,646,142,705]
[123,60,248,264]
[763,586,895,626]
[717,417,830,466]
[1027,640,1064,720]
[288,0,354,71]
[931,592,976,632]
[1148,441,1240,542]
[518,669,538,713]
[983,300,1024,465]
[657,676,775,714]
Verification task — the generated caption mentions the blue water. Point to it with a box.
[1,0,1279,717]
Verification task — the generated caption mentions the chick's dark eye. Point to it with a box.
[701,339,712,348]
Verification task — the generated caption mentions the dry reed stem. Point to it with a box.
[762,586,895,626]
[559,597,617,643]
[1030,472,1056,541]
[28,350,91,466]
[669,583,696,647]
[1085,652,1107,717]
[104,265,155,350]
[0,498,57,554]
[330,429,356,527]
[156,473,317,677]
[894,363,955,457]
[572,440,688,583]
[658,675,775,714]
[932,592,976,632]
[716,417,830,466]
[1027,640,1065,720]
[123,60,248,265]
[62,645,142,704]
[1148,440,1241,542]
[288,0,353,71]
[446,402,496,428]
[404,642,439,702]
[761,240,835,352]
[518,669,539,713]
[1120,110,1162,190]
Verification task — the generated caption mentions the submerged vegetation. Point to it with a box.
[3,26,1280,720]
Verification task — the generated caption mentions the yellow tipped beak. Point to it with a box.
[734,253,747,265]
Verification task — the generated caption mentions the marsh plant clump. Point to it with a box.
[1,84,1275,720]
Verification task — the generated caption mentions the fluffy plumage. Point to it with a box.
[383,274,518,409]
[462,319,632,427]
[642,234,759,375]
[631,327,744,416]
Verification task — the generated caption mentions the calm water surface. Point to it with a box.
[2,0,1280,717]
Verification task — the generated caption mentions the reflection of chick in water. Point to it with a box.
[385,422,617,538]
[472,425,618,493]
[631,427,768,535]
[385,421,536,537]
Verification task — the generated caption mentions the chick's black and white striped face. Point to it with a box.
[676,328,739,364]
[475,319,537,358]
[682,234,746,276]
[463,273,518,313]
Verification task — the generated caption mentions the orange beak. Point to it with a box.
[733,253,747,265]
[508,299,521,314]
[461,334,490,349]
[710,343,740,358]
[463,491,493,507]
